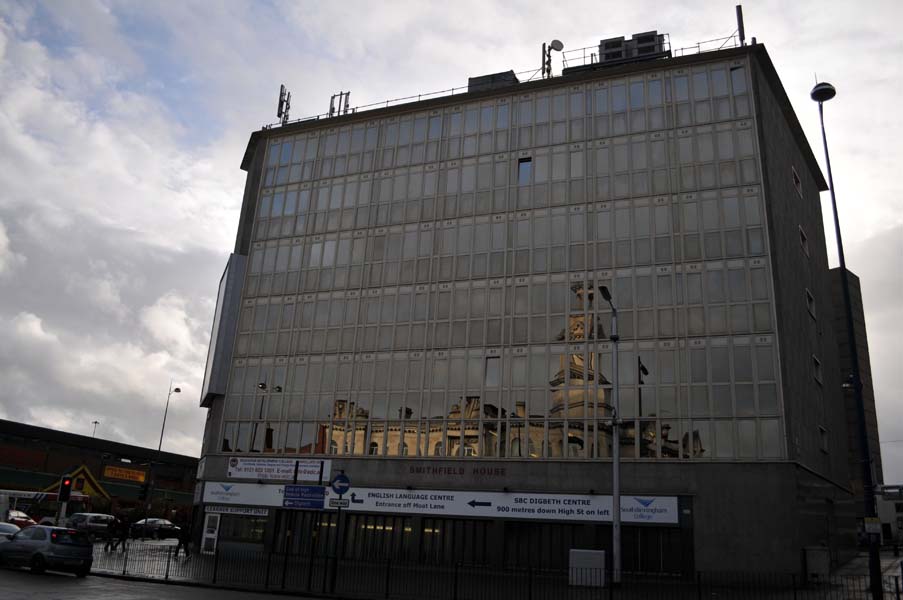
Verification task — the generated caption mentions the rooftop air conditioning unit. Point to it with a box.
[631,31,665,56]
[598,37,626,64]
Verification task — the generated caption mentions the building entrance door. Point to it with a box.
[201,513,220,555]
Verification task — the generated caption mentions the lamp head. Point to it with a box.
[173,387,181,394]
[257,382,267,390]
[810,82,836,103]
[549,39,564,52]
[599,286,612,303]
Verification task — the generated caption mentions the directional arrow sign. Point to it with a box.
[468,499,491,508]
[331,473,351,496]
[350,492,363,504]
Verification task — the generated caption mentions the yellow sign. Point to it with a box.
[103,465,147,483]
[42,465,111,499]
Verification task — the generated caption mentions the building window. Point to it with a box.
[812,355,823,384]
[805,289,816,319]
[518,157,532,186]
[792,166,802,197]
[799,226,809,256]
[819,426,829,454]
[401,442,409,456]
[219,516,267,543]
[484,357,500,387]
[368,441,380,456]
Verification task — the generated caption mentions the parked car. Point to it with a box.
[66,513,115,540]
[0,525,92,577]
[0,523,20,536]
[129,518,180,539]
[5,510,35,529]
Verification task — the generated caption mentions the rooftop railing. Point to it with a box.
[264,33,742,130]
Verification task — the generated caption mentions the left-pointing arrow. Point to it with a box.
[467,499,491,508]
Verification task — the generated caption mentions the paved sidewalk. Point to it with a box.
[834,550,903,577]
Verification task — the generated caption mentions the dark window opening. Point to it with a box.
[517,158,532,186]
[792,166,802,197]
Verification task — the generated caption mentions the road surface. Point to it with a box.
[0,566,294,599]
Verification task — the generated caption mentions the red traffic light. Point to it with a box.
[58,475,73,502]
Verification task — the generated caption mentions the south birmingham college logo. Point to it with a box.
[633,497,656,508]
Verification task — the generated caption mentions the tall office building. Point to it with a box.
[198,35,857,573]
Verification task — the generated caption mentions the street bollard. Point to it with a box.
[212,546,219,584]
[122,543,129,576]
[164,546,171,580]
[264,550,272,589]
[894,576,900,600]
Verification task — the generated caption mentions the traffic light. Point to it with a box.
[58,475,73,503]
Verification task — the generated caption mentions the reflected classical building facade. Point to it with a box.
[198,37,860,574]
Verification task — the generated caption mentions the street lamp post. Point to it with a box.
[158,380,182,452]
[147,381,180,514]
[811,81,881,600]
[91,420,100,438]
[599,285,621,584]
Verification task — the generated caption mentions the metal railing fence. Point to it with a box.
[90,542,903,599]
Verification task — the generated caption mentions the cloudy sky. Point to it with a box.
[0,1,900,479]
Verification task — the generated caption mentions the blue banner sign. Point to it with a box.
[282,485,325,509]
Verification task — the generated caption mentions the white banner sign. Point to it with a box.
[202,481,677,524]
[323,487,678,524]
[226,457,331,482]
[205,505,269,517]
[203,482,286,506]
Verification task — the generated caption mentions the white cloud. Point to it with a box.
[0,219,25,276]
[140,292,208,361]
[0,309,206,455]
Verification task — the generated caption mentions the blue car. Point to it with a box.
[0,525,92,577]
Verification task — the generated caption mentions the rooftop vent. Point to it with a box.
[468,70,519,93]
[563,31,669,76]
[599,31,665,65]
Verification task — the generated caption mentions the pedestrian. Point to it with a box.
[174,522,191,559]
[104,518,119,552]
[118,518,129,553]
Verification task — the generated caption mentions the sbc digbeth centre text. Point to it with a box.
[194,35,865,574]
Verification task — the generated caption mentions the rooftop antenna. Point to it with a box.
[736,5,746,46]
[329,91,351,117]
[542,39,564,79]
[277,84,291,125]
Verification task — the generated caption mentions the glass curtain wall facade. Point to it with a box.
[219,56,785,463]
